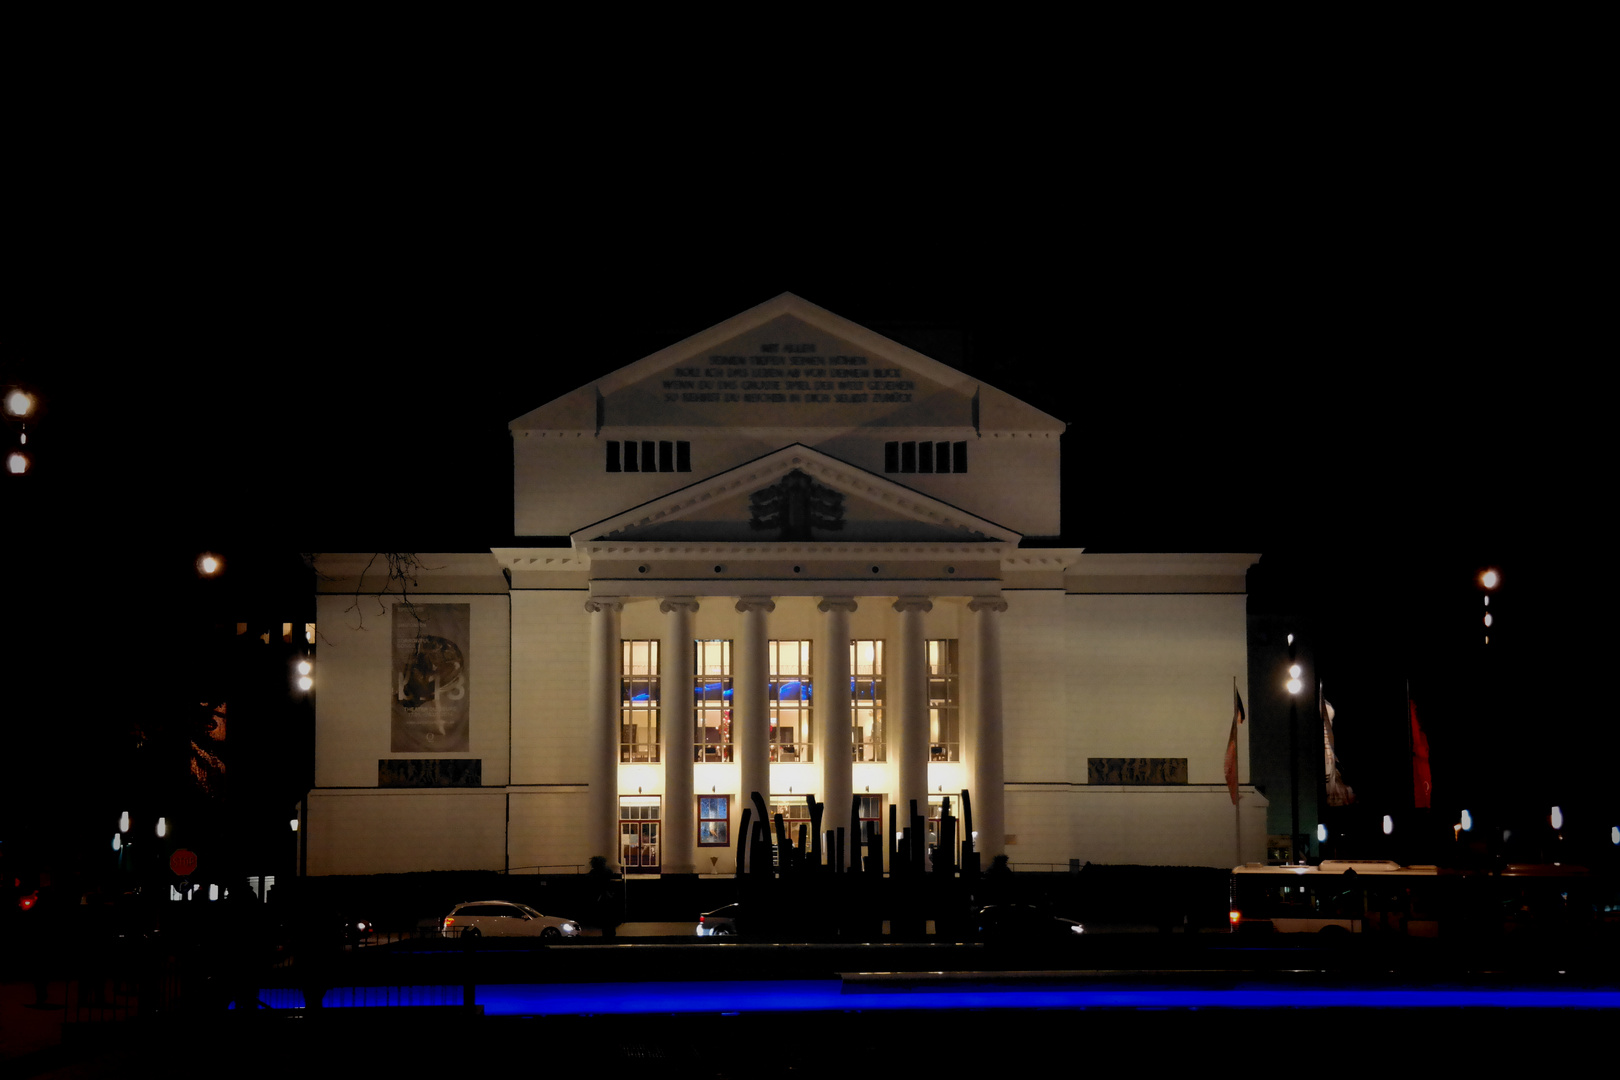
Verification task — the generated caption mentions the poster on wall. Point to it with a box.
[392,603,470,752]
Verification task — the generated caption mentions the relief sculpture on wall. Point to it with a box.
[391,603,470,752]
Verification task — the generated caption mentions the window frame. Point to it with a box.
[621,639,660,763]
[694,638,733,762]
[927,638,960,762]
[768,639,812,763]
[851,639,885,762]
[699,794,730,847]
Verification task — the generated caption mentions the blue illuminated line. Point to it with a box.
[278,982,1620,1014]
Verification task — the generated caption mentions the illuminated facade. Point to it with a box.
[306,294,1265,875]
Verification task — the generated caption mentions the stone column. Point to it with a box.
[585,597,623,871]
[818,597,858,869]
[733,597,775,822]
[658,598,699,876]
[968,596,1008,860]
[892,596,933,834]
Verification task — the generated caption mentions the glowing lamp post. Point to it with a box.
[1286,646,1303,863]
[4,389,35,475]
[1480,569,1500,644]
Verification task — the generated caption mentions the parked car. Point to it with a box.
[441,901,580,939]
[697,903,741,937]
[974,904,1084,941]
[341,914,378,947]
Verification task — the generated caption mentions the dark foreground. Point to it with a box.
[11,931,1618,1077]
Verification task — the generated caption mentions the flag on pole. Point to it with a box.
[1225,681,1245,805]
[1410,700,1432,808]
[1323,684,1355,807]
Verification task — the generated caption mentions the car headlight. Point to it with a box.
[1070,923,1084,935]
[560,923,576,933]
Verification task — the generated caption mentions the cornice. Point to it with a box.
[576,541,1014,560]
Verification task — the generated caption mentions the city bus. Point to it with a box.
[1229,860,1604,938]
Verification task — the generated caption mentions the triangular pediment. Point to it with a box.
[570,445,1022,545]
[511,293,1064,434]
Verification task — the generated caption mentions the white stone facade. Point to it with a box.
[306,295,1265,875]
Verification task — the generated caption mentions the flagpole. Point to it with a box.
[1233,676,1242,867]
[1406,678,1414,807]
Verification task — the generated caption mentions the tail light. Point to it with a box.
[1228,909,1242,928]
[699,915,706,924]
[443,916,455,930]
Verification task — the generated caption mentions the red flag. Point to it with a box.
[1225,683,1245,805]
[1410,700,1432,808]
[1323,687,1355,806]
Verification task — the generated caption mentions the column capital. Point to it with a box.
[892,596,934,614]
[583,597,624,614]
[734,596,777,614]
[968,596,1008,614]
[658,597,701,615]
[817,597,859,614]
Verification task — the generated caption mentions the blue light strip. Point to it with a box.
[276,981,1620,1014]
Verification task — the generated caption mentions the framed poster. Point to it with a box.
[391,603,470,752]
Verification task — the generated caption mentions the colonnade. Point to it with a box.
[585,593,1007,875]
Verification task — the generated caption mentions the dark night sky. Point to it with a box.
[3,99,1607,871]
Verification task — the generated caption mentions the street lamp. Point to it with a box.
[1480,569,1500,644]
[1285,641,1303,863]
[3,389,33,417]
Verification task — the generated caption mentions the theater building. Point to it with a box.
[305,294,1266,876]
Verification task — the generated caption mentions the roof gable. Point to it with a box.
[511,293,1063,434]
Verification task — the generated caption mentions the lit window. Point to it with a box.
[851,639,885,761]
[621,640,660,762]
[769,640,812,763]
[620,796,661,871]
[694,639,733,762]
[927,794,966,849]
[857,794,883,851]
[768,796,815,863]
[699,795,730,847]
[928,639,960,761]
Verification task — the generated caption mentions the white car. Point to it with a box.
[697,903,741,937]
[441,901,580,939]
